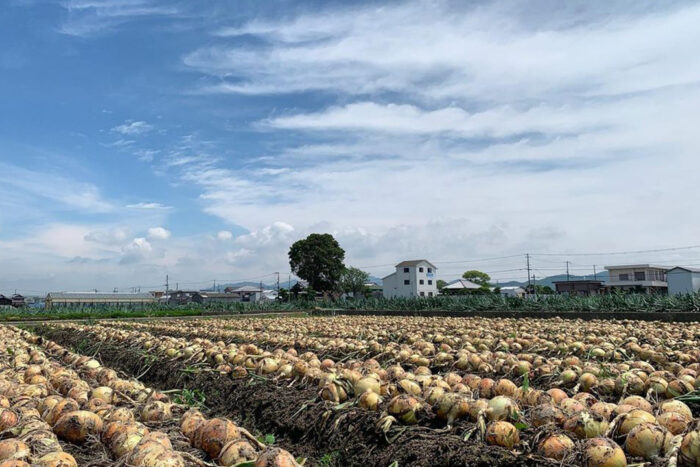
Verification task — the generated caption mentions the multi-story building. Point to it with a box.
[382,260,438,298]
[604,264,670,294]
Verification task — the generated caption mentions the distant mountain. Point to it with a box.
[201,281,286,292]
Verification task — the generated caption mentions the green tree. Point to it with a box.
[535,285,555,295]
[462,270,491,286]
[288,234,346,292]
[436,279,448,291]
[340,267,370,297]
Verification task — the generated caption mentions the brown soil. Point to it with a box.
[35,327,572,467]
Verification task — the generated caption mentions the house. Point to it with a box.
[228,286,264,302]
[667,267,700,295]
[45,292,157,309]
[604,264,670,294]
[553,280,604,296]
[164,290,200,305]
[499,286,526,298]
[11,294,25,307]
[382,260,438,298]
[0,295,12,307]
[442,279,482,294]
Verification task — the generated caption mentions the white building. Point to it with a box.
[499,286,526,298]
[604,264,670,294]
[382,260,438,298]
[667,267,700,295]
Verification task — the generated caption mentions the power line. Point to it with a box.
[531,244,700,257]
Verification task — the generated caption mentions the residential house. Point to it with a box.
[11,294,25,307]
[0,295,12,307]
[667,267,700,295]
[553,280,604,296]
[45,292,157,309]
[228,286,264,302]
[442,279,482,294]
[382,260,438,298]
[604,264,670,294]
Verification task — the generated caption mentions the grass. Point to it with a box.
[173,388,207,409]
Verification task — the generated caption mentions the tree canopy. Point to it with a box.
[288,233,346,292]
[462,270,491,286]
[340,267,370,297]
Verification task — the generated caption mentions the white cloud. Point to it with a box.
[147,227,171,240]
[59,0,179,36]
[126,202,171,210]
[111,120,154,135]
[217,230,233,240]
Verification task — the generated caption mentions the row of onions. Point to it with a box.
[96,316,700,401]
[42,320,700,466]
[0,325,300,467]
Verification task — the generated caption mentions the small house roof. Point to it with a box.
[604,264,671,271]
[231,286,263,293]
[499,286,525,291]
[667,266,700,273]
[443,279,481,290]
[395,260,437,269]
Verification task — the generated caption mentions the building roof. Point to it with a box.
[382,272,396,280]
[47,292,154,300]
[552,280,604,285]
[604,264,672,271]
[395,259,437,269]
[668,266,700,273]
[230,286,263,293]
[443,279,482,290]
[499,286,525,291]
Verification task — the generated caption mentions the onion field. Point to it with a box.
[4,315,700,466]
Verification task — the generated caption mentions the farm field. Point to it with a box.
[6,315,700,466]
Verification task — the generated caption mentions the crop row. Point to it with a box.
[0,324,299,467]
[37,318,700,466]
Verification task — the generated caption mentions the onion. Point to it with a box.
[583,438,627,467]
[538,434,574,461]
[620,395,651,413]
[656,411,689,435]
[397,379,421,396]
[387,395,422,425]
[53,410,103,444]
[680,430,700,467]
[358,390,381,411]
[530,404,565,427]
[89,386,113,404]
[546,388,568,404]
[485,421,519,449]
[487,396,519,422]
[0,409,18,431]
[180,410,205,441]
[218,439,258,466]
[354,377,380,396]
[44,399,79,426]
[495,379,517,397]
[0,440,30,462]
[563,412,608,439]
[0,460,30,467]
[254,447,301,467]
[140,401,172,422]
[194,418,241,459]
[658,400,692,420]
[624,422,671,460]
[33,452,78,467]
[618,409,655,436]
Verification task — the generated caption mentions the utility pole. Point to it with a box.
[526,253,532,294]
[213,279,216,292]
[288,275,291,302]
[165,275,169,293]
[275,272,280,297]
[593,265,597,280]
[566,261,570,281]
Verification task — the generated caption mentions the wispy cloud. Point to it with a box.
[126,202,171,210]
[111,120,154,135]
[59,0,179,36]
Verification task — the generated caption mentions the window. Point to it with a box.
[634,271,646,281]
[404,280,410,285]
[419,267,424,272]
[419,279,424,285]
[619,274,629,281]
[420,291,425,296]
[428,280,432,285]
[403,267,409,273]
[427,268,432,273]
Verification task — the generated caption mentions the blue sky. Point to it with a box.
[2,0,700,293]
